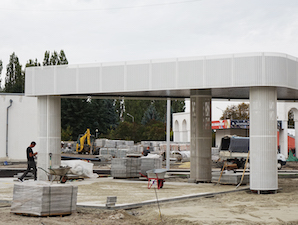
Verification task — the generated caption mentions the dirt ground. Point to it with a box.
[0,178,297,224]
[1,161,298,224]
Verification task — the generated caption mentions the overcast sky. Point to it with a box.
[0,0,297,119]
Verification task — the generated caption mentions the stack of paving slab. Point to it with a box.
[11,181,77,216]
[159,142,191,151]
[100,148,135,158]
[100,148,118,157]
[212,171,249,185]
[100,139,137,158]
[111,158,141,178]
[140,157,162,176]
[95,138,108,148]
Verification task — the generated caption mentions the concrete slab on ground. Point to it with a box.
[0,177,249,210]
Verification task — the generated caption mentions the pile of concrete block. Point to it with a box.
[211,171,249,185]
[100,148,132,158]
[116,149,129,158]
[159,142,191,152]
[99,139,138,158]
[95,139,107,148]
[100,148,118,157]
[111,158,141,178]
[141,157,162,176]
[104,140,134,148]
[11,181,77,216]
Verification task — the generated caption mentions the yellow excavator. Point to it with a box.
[76,129,95,154]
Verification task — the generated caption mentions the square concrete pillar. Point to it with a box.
[250,87,278,192]
[37,96,61,181]
[294,120,298,154]
[279,120,288,157]
[189,90,212,183]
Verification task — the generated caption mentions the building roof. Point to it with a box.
[25,52,298,100]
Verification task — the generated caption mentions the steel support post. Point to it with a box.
[166,98,171,170]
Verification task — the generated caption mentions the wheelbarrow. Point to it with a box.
[141,169,167,189]
[39,166,71,183]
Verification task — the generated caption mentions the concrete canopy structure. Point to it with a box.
[25,52,298,192]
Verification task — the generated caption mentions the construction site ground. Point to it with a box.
[0,161,297,224]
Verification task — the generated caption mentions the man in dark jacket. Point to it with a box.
[19,141,37,181]
[142,146,151,156]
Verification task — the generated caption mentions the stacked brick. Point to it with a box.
[140,157,162,176]
[11,182,77,216]
[111,158,141,178]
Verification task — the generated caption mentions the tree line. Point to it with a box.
[0,51,185,142]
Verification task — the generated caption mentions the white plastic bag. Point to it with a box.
[61,160,97,178]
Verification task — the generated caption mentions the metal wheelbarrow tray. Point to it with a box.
[47,166,72,183]
[146,169,167,189]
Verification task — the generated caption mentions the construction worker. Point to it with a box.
[142,146,151,156]
[18,141,38,181]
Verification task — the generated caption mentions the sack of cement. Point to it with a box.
[11,181,77,216]
[61,160,97,178]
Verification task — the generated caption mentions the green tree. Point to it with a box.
[122,99,151,123]
[106,121,143,142]
[61,125,73,141]
[154,99,185,123]
[172,99,185,113]
[43,50,68,66]
[59,50,68,65]
[141,103,161,125]
[26,59,41,67]
[61,98,118,140]
[142,120,166,141]
[4,52,24,93]
[220,103,249,120]
[288,109,294,128]
[43,51,50,66]
[120,99,185,124]
[50,51,59,65]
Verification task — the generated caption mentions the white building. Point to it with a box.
[0,94,38,161]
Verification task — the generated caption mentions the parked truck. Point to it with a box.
[219,135,287,170]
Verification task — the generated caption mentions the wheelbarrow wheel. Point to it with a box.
[158,180,164,188]
[60,176,67,183]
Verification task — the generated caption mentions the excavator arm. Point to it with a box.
[76,129,92,153]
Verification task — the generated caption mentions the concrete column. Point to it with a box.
[295,120,298,154]
[250,87,278,192]
[37,96,61,181]
[279,120,288,157]
[189,90,212,183]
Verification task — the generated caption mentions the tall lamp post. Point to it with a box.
[126,113,134,123]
